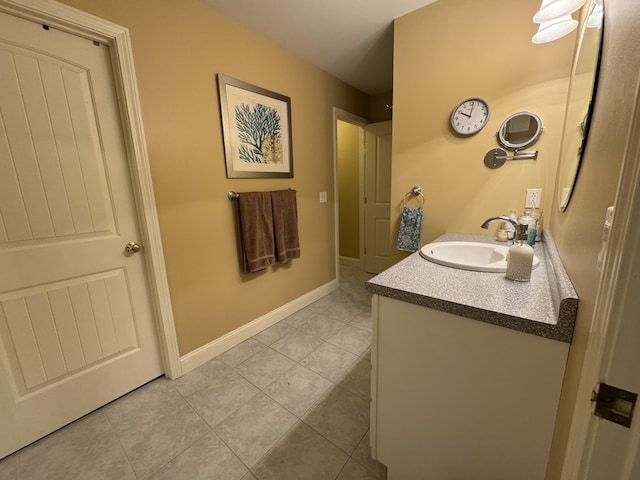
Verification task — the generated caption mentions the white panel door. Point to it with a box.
[578,215,640,476]
[0,11,163,458]
[364,121,392,274]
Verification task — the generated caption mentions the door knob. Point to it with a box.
[125,242,141,254]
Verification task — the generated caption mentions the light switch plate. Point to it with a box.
[319,192,327,203]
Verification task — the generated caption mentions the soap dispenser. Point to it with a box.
[506,224,534,282]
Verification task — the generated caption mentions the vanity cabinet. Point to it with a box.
[370,295,569,480]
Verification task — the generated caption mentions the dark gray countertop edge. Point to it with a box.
[365,230,578,344]
[541,229,579,343]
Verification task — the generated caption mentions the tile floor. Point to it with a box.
[0,265,386,480]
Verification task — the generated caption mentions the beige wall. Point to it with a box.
[546,0,640,476]
[337,121,361,259]
[370,91,393,123]
[392,0,574,264]
[59,0,370,355]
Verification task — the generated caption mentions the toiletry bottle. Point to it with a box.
[518,213,536,247]
[525,209,543,242]
[506,224,534,282]
[534,209,543,241]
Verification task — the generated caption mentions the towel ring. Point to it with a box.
[403,186,425,206]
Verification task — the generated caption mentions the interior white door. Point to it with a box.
[364,121,392,274]
[578,223,640,477]
[0,11,163,458]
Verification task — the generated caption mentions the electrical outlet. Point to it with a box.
[526,188,542,208]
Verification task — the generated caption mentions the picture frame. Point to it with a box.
[217,74,293,178]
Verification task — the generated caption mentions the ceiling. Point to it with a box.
[202,0,438,96]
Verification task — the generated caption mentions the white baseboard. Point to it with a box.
[339,256,361,268]
[179,279,339,375]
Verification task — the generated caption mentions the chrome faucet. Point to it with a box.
[480,216,518,229]
[481,216,518,243]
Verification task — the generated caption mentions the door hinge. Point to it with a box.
[592,383,637,428]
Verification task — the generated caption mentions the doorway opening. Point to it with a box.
[337,118,366,268]
[333,108,392,277]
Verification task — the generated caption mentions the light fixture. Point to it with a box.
[532,15,579,44]
[533,0,587,24]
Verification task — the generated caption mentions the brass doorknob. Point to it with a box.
[125,242,141,254]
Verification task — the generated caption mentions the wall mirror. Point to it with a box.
[557,0,604,211]
[498,112,543,150]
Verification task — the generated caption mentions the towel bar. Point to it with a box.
[228,189,294,200]
[403,186,425,206]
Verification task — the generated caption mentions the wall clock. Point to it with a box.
[450,97,490,136]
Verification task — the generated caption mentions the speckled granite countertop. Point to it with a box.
[365,230,578,343]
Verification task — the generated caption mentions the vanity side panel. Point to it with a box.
[375,296,569,480]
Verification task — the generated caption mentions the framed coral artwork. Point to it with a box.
[217,74,293,178]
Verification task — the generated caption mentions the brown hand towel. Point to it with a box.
[237,192,276,273]
[271,189,301,263]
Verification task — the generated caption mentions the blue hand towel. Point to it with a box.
[396,206,423,252]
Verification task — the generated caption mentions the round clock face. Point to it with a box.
[450,98,490,136]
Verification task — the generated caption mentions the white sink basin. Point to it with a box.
[419,241,539,273]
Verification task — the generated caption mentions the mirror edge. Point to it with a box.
[558,0,605,212]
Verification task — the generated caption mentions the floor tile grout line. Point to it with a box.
[99,405,140,480]
[349,428,374,472]
[178,329,348,446]
[245,318,365,406]
[332,453,351,480]
[116,383,212,480]
[233,344,298,391]
[297,415,360,459]
[169,374,259,432]
[233,319,364,389]
[254,323,303,347]
[245,419,308,479]
[243,271,375,467]
[244,420,371,480]
[167,369,265,478]
[261,354,338,418]
[202,419,257,479]
[233,314,372,472]
[246,267,376,477]
[290,381,370,455]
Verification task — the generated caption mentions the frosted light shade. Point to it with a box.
[533,0,587,23]
[532,15,578,44]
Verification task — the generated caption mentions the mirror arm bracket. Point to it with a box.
[483,148,538,169]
